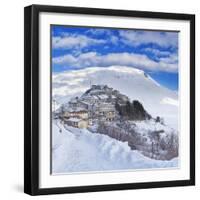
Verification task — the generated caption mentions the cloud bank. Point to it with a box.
[53,52,178,73]
[119,30,178,48]
[52,34,105,49]
[52,27,178,73]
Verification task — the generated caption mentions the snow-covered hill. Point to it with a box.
[52,121,178,174]
[53,66,178,129]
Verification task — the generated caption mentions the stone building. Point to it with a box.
[64,110,89,119]
[96,103,116,121]
[64,118,88,129]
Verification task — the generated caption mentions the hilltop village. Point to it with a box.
[54,84,151,129]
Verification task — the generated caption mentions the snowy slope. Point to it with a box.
[52,121,178,174]
[53,66,178,129]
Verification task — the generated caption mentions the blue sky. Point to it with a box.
[51,25,178,91]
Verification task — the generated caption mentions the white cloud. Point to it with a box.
[52,35,105,49]
[143,48,171,57]
[119,30,178,48]
[53,52,178,73]
[159,54,178,64]
[53,54,77,65]
[110,35,119,45]
[85,29,119,45]
[86,28,112,36]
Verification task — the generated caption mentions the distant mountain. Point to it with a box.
[53,66,178,129]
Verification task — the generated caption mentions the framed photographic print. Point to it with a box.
[24,4,195,195]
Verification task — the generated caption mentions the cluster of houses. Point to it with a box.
[57,85,129,129]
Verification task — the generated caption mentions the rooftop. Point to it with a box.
[66,118,82,122]
[67,107,88,113]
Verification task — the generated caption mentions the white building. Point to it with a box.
[65,118,88,129]
[64,109,89,119]
[96,103,116,121]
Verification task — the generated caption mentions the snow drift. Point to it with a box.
[52,121,178,174]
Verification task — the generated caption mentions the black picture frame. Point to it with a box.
[24,4,195,196]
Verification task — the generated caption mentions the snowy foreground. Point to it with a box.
[52,121,178,174]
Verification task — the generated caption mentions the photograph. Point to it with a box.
[51,25,179,174]
[24,4,195,195]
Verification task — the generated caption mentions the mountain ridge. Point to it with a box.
[53,65,178,129]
